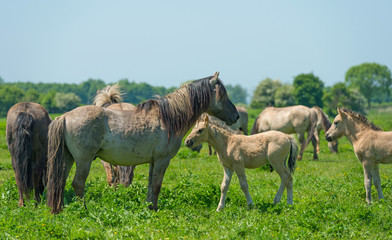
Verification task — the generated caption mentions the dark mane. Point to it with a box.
[137,76,228,139]
[341,108,382,131]
[313,106,332,131]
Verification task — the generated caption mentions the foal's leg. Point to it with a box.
[233,164,254,208]
[372,164,384,200]
[148,157,171,210]
[270,158,292,204]
[362,161,374,204]
[217,166,234,211]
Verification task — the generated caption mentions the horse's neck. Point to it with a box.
[344,120,366,144]
[206,126,231,154]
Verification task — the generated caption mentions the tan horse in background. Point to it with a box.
[311,106,338,154]
[251,105,317,159]
[326,108,392,204]
[93,84,136,187]
[46,72,239,214]
[185,115,297,211]
[6,102,52,206]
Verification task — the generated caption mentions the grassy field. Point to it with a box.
[1,110,392,239]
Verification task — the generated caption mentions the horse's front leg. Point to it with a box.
[372,164,384,200]
[362,161,374,204]
[148,157,171,210]
[233,164,254,209]
[217,166,233,211]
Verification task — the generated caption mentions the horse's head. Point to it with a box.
[207,72,239,125]
[325,108,347,142]
[327,140,339,153]
[185,115,210,149]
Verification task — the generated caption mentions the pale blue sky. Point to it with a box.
[1,0,391,95]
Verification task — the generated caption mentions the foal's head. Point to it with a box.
[325,108,349,142]
[185,115,210,149]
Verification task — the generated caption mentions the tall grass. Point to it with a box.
[0,111,391,239]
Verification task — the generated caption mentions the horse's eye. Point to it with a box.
[197,129,203,134]
[334,121,339,125]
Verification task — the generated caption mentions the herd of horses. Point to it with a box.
[5,72,392,214]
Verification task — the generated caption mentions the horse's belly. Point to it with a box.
[244,158,268,169]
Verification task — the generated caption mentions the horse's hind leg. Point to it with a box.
[297,132,306,160]
[269,157,292,204]
[33,151,46,205]
[311,135,318,160]
[217,166,233,211]
[72,156,94,200]
[372,164,384,200]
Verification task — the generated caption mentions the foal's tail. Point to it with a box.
[47,116,67,214]
[10,112,34,198]
[287,137,298,174]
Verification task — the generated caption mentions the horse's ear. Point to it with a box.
[210,72,220,85]
[337,107,347,119]
[204,115,209,125]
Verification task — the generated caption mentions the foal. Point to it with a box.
[326,108,392,204]
[185,115,297,211]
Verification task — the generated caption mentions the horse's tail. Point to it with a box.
[10,112,34,198]
[93,84,123,107]
[287,137,298,174]
[250,115,260,135]
[46,116,67,214]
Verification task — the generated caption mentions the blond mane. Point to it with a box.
[93,84,124,107]
[342,108,382,131]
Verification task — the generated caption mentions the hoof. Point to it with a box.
[148,204,158,211]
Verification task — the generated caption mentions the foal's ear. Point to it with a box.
[210,72,220,85]
[337,107,347,119]
[204,115,209,125]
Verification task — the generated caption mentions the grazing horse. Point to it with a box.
[93,84,136,187]
[251,105,318,159]
[326,108,391,204]
[311,106,338,154]
[185,115,297,211]
[6,102,52,206]
[46,72,239,214]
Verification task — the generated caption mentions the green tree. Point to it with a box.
[0,85,25,116]
[345,62,392,107]
[41,90,58,113]
[23,89,41,103]
[274,84,295,107]
[0,76,4,84]
[250,78,282,108]
[323,82,366,115]
[79,79,106,104]
[225,84,247,104]
[55,92,82,112]
[293,73,324,108]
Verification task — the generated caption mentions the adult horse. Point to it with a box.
[185,115,297,211]
[6,102,52,206]
[326,108,391,204]
[93,84,136,187]
[311,106,338,154]
[47,72,239,214]
[251,105,318,159]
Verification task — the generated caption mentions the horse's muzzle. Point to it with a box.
[325,136,332,142]
[185,139,193,148]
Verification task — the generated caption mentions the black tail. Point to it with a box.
[10,112,34,198]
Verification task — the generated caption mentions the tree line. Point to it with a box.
[250,62,392,115]
[0,62,390,117]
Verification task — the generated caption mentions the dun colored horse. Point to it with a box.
[6,102,52,206]
[185,115,297,211]
[311,106,338,154]
[93,84,136,187]
[326,108,391,204]
[46,72,239,214]
[251,105,318,159]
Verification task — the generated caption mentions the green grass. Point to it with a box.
[1,111,392,239]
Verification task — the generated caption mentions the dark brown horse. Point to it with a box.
[46,72,239,214]
[93,84,136,187]
[6,102,52,206]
